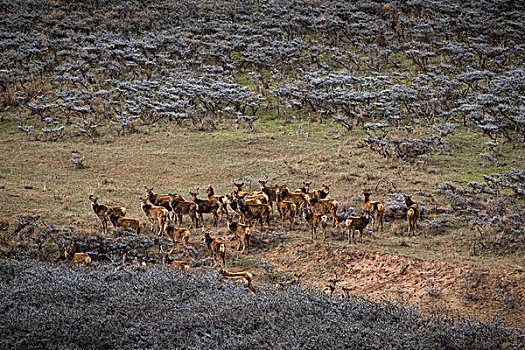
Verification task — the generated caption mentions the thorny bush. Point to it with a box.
[0,259,522,350]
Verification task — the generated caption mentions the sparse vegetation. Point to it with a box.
[1,0,524,343]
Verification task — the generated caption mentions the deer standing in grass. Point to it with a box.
[169,193,199,228]
[206,184,228,220]
[259,180,280,210]
[303,209,328,241]
[190,189,220,227]
[345,212,370,244]
[233,182,269,204]
[309,196,339,228]
[276,195,297,231]
[237,196,271,232]
[226,215,251,254]
[404,195,420,236]
[312,184,331,200]
[294,181,311,194]
[89,195,126,234]
[276,185,309,219]
[140,197,170,236]
[203,230,226,266]
[362,190,384,232]
[145,187,174,214]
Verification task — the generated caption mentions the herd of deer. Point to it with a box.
[86,181,420,294]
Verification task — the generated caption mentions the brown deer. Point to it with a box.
[237,197,271,231]
[206,184,228,219]
[226,215,251,253]
[345,213,370,244]
[203,230,226,266]
[233,182,269,204]
[189,189,220,227]
[106,207,144,234]
[312,183,331,200]
[309,197,339,228]
[72,253,92,265]
[145,186,175,212]
[89,195,109,234]
[163,221,190,246]
[276,186,309,218]
[89,195,127,234]
[258,180,279,210]
[140,197,170,236]
[64,246,92,265]
[162,249,191,271]
[232,182,249,197]
[404,195,420,236]
[169,193,199,228]
[275,272,304,290]
[294,181,311,194]
[323,274,339,296]
[276,198,296,231]
[220,269,256,293]
[362,190,384,232]
[303,209,328,241]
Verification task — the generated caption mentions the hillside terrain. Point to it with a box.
[0,0,524,346]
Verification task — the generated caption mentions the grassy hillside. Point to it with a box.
[1,0,524,336]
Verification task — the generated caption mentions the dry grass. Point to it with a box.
[1,120,524,327]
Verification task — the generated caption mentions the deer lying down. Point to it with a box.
[162,249,190,271]
[64,246,91,265]
[323,275,339,296]
[106,207,144,234]
[220,269,256,293]
[73,253,91,265]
